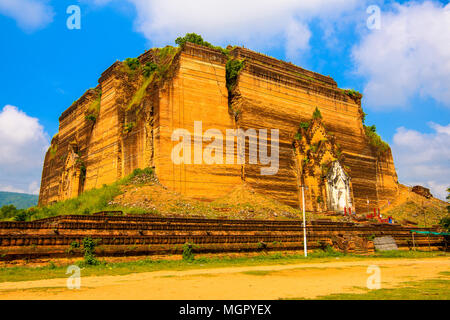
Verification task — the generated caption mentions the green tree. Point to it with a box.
[0,204,29,221]
[82,237,99,265]
[312,107,322,120]
[447,187,450,214]
[124,57,140,70]
[0,205,18,219]
[143,62,157,77]
[175,33,211,47]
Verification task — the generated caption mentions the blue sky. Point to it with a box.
[0,0,449,199]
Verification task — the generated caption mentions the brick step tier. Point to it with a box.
[0,215,446,260]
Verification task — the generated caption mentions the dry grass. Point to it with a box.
[382,184,447,227]
[112,182,300,220]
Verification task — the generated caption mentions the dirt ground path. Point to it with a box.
[0,257,449,299]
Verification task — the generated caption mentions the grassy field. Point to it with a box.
[314,276,450,300]
[0,250,448,283]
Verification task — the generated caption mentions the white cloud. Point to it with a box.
[0,105,49,195]
[0,0,54,32]
[392,122,450,200]
[285,19,311,61]
[353,1,450,109]
[86,0,361,60]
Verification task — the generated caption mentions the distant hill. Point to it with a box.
[0,191,38,209]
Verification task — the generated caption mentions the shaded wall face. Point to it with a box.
[39,71,128,205]
[39,91,98,205]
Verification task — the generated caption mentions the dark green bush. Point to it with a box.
[446,187,449,214]
[175,33,229,55]
[226,59,245,91]
[312,107,322,120]
[123,122,135,134]
[124,58,140,70]
[364,125,390,156]
[182,242,195,262]
[85,114,96,122]
[362,111,367,124]
[439,216,450,232]
[0,204,30,221]
[175,33,213,48]
[143,62,157,77]
[343,89,362,99]
[0,205,22,220]
[82,237,99,265]
[299,122,310,129]
[13,211,29,221]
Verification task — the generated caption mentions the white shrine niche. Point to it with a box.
[326,161,353,213]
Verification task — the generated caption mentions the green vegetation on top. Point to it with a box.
[124,57,140,70]
[364,124,390,156]
[174,33,230,55]
[0,191,38,209]
[175,33,211,47]
[342,89,362,100]
[123,45,180,112]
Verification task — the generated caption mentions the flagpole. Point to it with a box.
[302,185,308,257]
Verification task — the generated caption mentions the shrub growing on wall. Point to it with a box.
[182,242,195,262]
[364,125,390,156]
[82,237,99,265]
[85,88,102,123]
[124,57,140,70]
[299,121,310,129]
[225,59,245,91]
[312,107,322,120]
[143,62,157,78]
[175,33,230,55]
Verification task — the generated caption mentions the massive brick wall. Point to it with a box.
[39,43,399,214]
[154,45,241,200]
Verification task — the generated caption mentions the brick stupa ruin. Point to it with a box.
[38,42,399,214]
